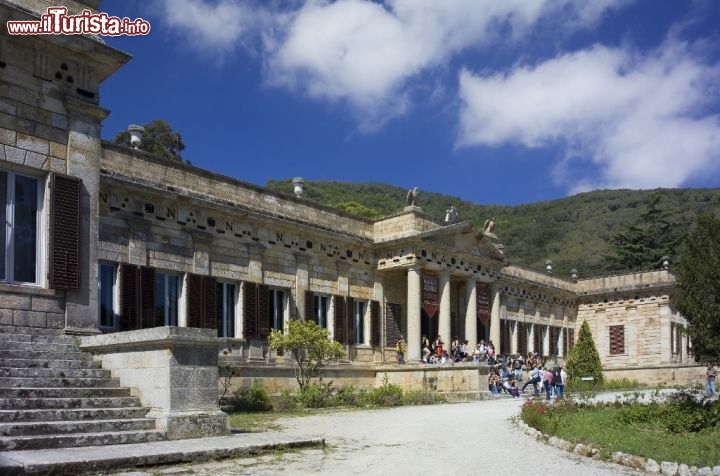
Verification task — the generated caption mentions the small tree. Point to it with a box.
[113,119,186,161]
[672,213,720,364]
[268,320,345,391]
[565,320,604,385]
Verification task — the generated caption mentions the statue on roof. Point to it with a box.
[483,217,496,234]
[406,187,419,206]
[445,206,459,223]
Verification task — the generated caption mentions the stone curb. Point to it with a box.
[514,420,720,476]
[0,435,325,475]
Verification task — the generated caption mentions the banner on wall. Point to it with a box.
[422,273,439,318]
[477,283,491,324]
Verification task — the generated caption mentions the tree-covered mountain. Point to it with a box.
[266,179,720,278]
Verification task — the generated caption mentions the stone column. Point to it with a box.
[439,272,451,346]
[464,278,478,350]
[62,97,107,335]
[490,285,501,353]
[659,302,672,363]
[294,254,310,321]
[406,266,422,362]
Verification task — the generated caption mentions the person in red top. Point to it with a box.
[433,335,444,357]
[544,368,554,400]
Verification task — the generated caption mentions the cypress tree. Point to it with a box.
[565,320,604,385]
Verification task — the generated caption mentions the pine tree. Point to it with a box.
[672,213,720,364]
[565,320,604,385]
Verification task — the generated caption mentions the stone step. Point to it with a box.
[0,396,142,410]
[0,367,110,378]
[0,341,83,353]
[0,325,64,337]
[0,429,167,451]
[0,407,149,422]
[0,358,102,369]
[0,377,120,388]
[0,418,156,437]
[0,387,131,398]
[0,349,93,361]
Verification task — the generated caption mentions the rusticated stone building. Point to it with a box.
[0,0,697,390]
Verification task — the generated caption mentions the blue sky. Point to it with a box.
[98,0,720,206]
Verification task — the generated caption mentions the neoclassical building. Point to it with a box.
[0,0,693,386]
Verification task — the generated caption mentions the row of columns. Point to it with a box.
[406,266,500,362]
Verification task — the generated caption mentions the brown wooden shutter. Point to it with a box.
[609,325,625,354]
[385,302,402,347]
[500,319,509,356]
[370,300,380,347]
[140,266,156,328]
[120,264,139,331]
[203,276,217,330]
[517,322,528,356]
[243,282,258,339]
[333,295,346,344]
[186,274,203,328]
[49,174,81,290]
[549,326,559,356]
[257,284,270,339]
[305,291,315,323]
[346,297,355,344]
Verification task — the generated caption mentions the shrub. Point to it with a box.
[566,320,604,386]
[298,380,335,408]
[272,389,299,413]
[361,375,403,407]
[220,380,273,412]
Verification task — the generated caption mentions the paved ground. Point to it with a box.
[103,397,640,476]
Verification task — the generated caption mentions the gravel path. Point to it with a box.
[111,398,640,475]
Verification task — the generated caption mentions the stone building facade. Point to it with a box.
[0,0,694,386]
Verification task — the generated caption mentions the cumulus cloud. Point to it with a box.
[265,0,629,128]
[457,41,720,190]
[158,0,270,54]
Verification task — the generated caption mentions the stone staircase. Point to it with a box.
[0,325,166,451]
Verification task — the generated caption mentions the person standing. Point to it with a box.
[554,366,567,398]
[707,364,716,397]
[396,338,406,365]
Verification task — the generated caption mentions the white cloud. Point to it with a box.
[457,41,720,191]
[264,0,629,128]
[158,0,268,54]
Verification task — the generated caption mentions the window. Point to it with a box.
[269,288,285,332]
[354,300,365,344]
[609,325,625,355]
[314,295,329,328]
[0,170,42,284]
[216,281,236,338]
[98,263,117,330]
[155,272,180,326]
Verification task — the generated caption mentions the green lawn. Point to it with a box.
[521,399,720,467]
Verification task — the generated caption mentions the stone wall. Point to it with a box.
[373,208,441,243]
[0,284,65,328]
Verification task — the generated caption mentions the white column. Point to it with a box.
[439,272,451,347]
[406,266,422,362]
[490,285,501,353]
[464,279,477,350]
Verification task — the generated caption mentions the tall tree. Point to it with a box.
[672,213,720,364]
[113,119,186,161]
[605,193,679,272]
[565,320,604,385]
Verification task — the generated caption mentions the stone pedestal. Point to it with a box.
[81,327,229,440]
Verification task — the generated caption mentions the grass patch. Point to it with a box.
[520,390,720,467]
[227,412,289,432]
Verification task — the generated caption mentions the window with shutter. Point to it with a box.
[49,173,80,289]
[305,291,315,324]
[141,267,157,328]
[243,282,258,339]
[565,328,575,354]
[186,274,203,328]
[500,319,509,355]
[347,297,357,344]
[370,300,380,347]
[98,263,118,330]
[533,324,543,356]
[333,295,346,344]
[517,322,528,356]
[120,263,139,331]
[203,276,217,330]
[609,325,625,355]
[384,302,402,346]
[549,326,559,356]
[216,281,236,337]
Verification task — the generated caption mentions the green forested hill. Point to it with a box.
[266,179,720,278]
